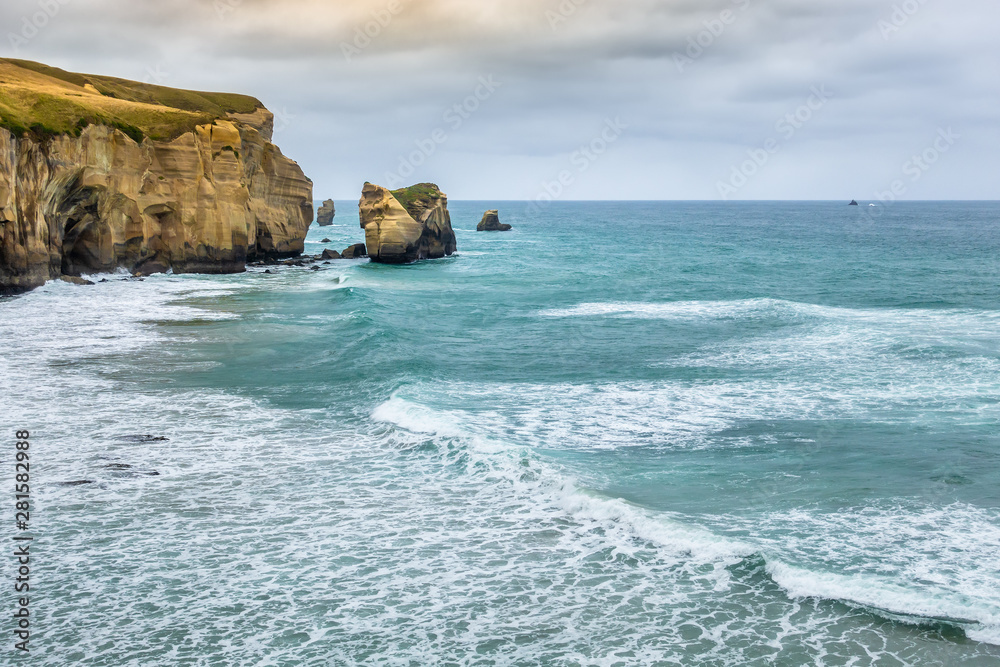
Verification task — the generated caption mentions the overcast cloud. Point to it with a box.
[2,0,997,200]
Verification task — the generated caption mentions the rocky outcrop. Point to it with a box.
[341,243,367,259]
[0,61,313,294]
[321,249,341,260]
[358,183,457,264]
[477,210,511,232]
[317,199,336,226]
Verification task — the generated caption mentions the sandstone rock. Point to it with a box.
[341,243,367,259]
[0,60,313,294]
[321,249,341,260]
[477,209,512,232]
[317,199,336,226]
[359,183,457,264]
[320,238,332,243]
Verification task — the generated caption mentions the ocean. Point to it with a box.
[2,201,999,665]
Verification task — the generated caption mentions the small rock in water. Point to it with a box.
[59,480,95,486]
[60,275,96,286]
[477,209,512,232]
[115,434,169,443]
[317,199,336,226]
[321,238,332,243]
[341,243,368,259]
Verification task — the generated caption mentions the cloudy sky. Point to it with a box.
[2,0,997,200]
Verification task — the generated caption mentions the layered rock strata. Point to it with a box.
[0,59,313,293]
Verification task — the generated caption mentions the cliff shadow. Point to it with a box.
[55,176,114,277]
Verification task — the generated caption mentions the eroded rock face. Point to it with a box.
[358,182,457,264]
[0,116,313,294]
[317,199,336,226]
[477,209,512,232]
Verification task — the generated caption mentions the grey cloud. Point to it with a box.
[0,0,996,200]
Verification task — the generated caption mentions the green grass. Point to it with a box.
[391,183,444,217]
[0,58,263,142]
[0,90,152,141]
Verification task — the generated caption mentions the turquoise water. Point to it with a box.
[3,201,1000,665]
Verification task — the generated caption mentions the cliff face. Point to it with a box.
[0,60,313,294]
[359,183,457,264]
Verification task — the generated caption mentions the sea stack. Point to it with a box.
[317,199,336,226]
[477,210,512,232]
[0,59,313,294]
[358,183,457,264]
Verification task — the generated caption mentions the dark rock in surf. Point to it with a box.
[321,249,341,260]
[477,209,512,232]
[60,275,95,286]
[341,243,368,259]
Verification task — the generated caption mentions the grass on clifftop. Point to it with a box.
[0,58,263,142]
[391,183,444,217]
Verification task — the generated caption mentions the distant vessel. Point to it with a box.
[849,200,859,206]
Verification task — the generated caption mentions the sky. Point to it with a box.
[2,0,997,200]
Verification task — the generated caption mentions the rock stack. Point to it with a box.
[477,210,512,231]
[358,183,457,264]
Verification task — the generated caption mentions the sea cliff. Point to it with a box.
[0,59,313,294]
